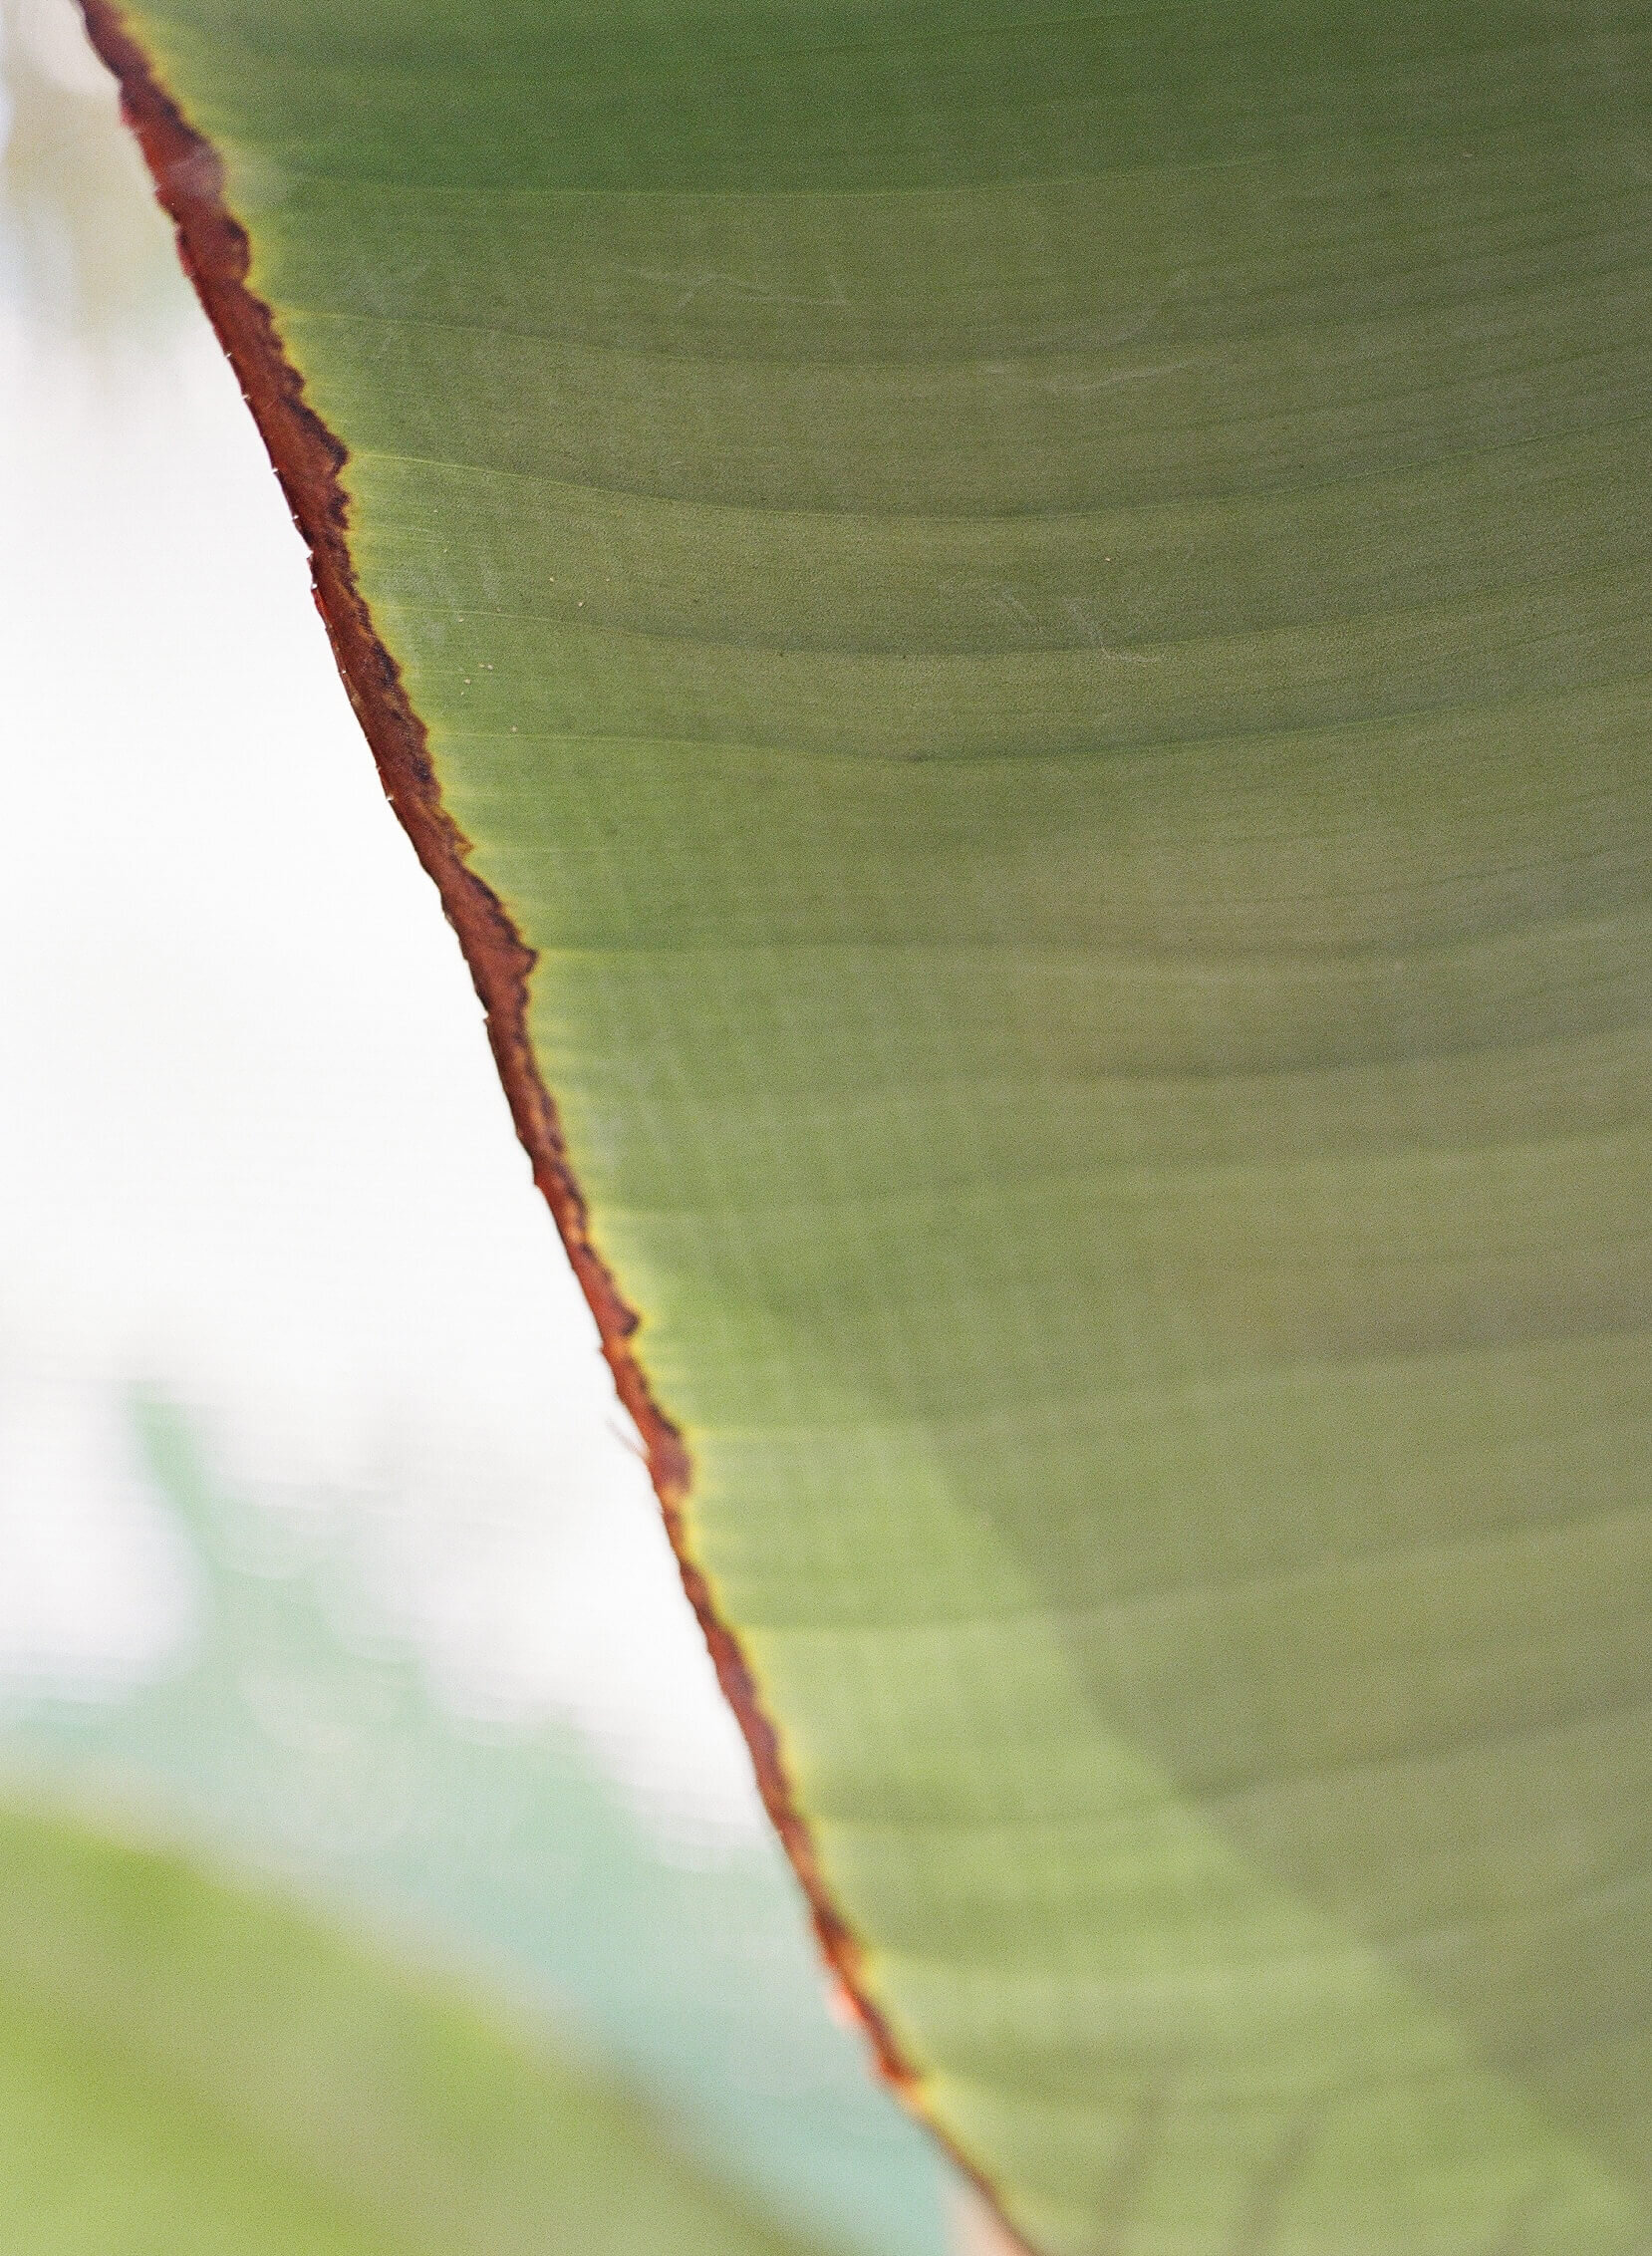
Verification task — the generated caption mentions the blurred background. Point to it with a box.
[0,2,955,2246]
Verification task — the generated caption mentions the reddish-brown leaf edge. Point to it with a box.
[76,4,1033,2246]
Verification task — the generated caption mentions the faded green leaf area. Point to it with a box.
[0,1801,830,2255]
[110,4,1652,2250]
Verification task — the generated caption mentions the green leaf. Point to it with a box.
[0,1798,835,2256]
[82,2,1652,2250]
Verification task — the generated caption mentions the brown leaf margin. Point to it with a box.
[75,4,1032,2246]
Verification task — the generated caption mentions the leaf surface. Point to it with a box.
[82,3,1652,2249]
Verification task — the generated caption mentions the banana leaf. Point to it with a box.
[79,2,1652,2249]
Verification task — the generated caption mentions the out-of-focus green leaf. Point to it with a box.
[0,1799,837,2256]
[3,1389,948,2256]
[83,3,1652,2250]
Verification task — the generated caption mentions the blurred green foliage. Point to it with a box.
[0,1795,831,2255]
[0,1396,947,2256]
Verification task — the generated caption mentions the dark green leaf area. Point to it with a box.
[133,2,1652,194]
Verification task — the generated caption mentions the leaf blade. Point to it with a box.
[84,2,1652,2245]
